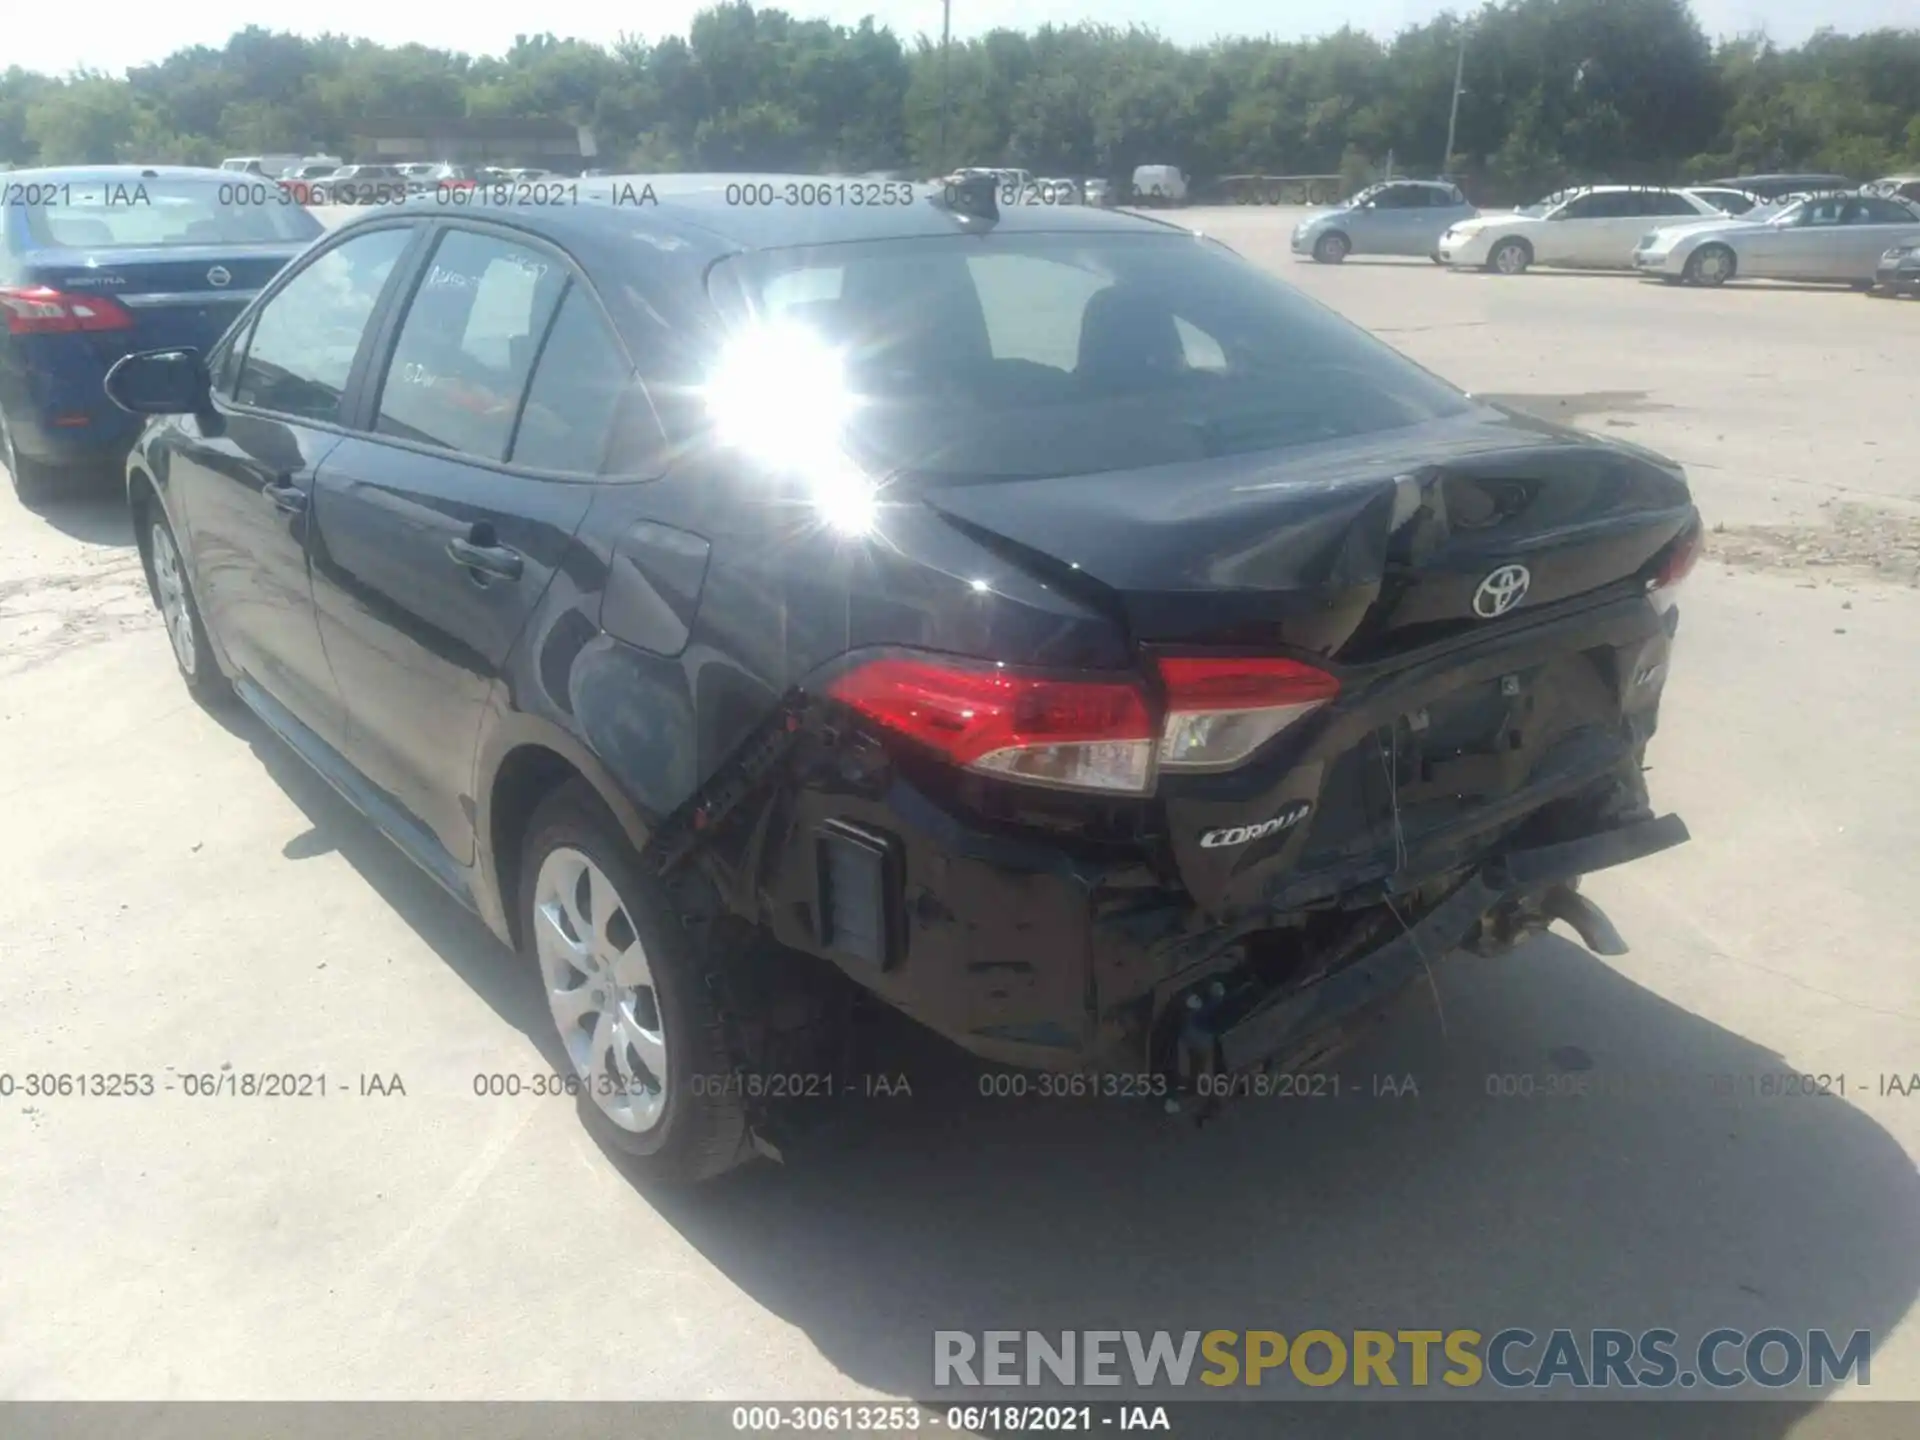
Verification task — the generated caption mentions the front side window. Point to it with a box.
[374,228,568,461]
[234,226,414,422]
[710,231,1472,481]
[1641,191,1701,216]
[1554,192,1609,220]
[210,318,253,398]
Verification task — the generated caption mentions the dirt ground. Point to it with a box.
[2,205,1917,1419]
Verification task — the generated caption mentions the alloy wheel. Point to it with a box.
[532,845,668,1133]
[1494,242,1529,275]
[150,522,198,677]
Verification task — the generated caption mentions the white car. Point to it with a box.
[1435,185,1728,274]
[1633,192,1920,286]
[1132,164,1187,206]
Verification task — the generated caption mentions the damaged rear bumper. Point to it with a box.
[1209,812,1688,1074]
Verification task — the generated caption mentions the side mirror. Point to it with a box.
[104,349,210,416]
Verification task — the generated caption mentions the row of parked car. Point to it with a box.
[1285,171,1920,293]
[941,165,1195,208]
[219,155,569,205]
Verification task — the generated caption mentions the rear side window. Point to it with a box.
[374,229,567,462]
[1857,198,1918,224]
[509,286,632,473]
[234,226,413,423]
[23,180,322,248]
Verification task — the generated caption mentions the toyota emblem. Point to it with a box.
[207,265,232,288]
[1472,564,1531,618]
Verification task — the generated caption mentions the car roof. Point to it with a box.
[341,172,1196,259]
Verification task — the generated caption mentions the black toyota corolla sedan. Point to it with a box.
[109,177,1697,1181]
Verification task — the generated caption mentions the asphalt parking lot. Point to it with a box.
[3,206,1918,1414]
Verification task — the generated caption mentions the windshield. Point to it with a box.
[1345,184,1386,206]
[707,231,1473,482]
[24,179,323,248]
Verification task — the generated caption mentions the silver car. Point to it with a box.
[1291,180,1478,263]
[1634,192,1920,286]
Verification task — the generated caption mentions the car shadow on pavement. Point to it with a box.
[15,481,134,547]
[209,697,1920,1435]
[625,936,1920,1435]
[205,697,552,1044]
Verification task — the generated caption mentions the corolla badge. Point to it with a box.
[1473,563,1531,619]
[1199,801,1313,850]
[206,265,232,288]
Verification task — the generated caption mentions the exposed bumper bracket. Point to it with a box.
[1215,812,1688,1073]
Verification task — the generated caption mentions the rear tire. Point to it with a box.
[519,780,755,1184]
[0,406,60,506]
[1312,231,1351,264]
[1683,244,1735,287]
[1486,239,1532,275]
[144,508,232,708]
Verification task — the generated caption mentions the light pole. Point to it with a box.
[939,0,952,173]
[1441,24,1468,179]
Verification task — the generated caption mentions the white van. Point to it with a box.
[221,154,306,178]
[1132,164,1188,206]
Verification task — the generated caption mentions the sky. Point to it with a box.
[11,0,1914,78]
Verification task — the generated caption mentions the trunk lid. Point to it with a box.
[920,405,1694,915]
[920,404,1694,661]
[26,242,305,360]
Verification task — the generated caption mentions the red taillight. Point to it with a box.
[0,285,136,336]
[826,651,1343,793]
[827,656,1157,794]
[1648,522,1702,614]
[1156,655,1340,772]
[1653,523,1702,590]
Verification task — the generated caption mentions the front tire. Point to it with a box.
[1312,231,1351,264]
[146,509,232,707]
[1684,244,1735,287]
[519,781,753,1183]
[1486,239,1532,275]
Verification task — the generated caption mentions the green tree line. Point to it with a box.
[2,0,1917,203]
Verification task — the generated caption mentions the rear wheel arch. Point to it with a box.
[482,735,654,951]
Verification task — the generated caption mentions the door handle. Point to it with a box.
[447,535,524,581]
[262,479,307,514]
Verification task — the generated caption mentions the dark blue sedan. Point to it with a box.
[0,165,320,501]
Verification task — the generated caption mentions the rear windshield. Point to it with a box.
[708,231,1472,480]
[23,180,323,249]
